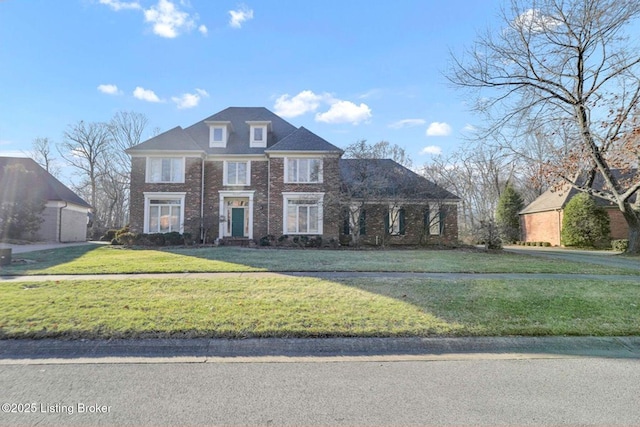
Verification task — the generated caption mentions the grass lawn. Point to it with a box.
[1,276,639,339]
[1,244,637,275]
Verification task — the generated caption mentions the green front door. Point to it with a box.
[231,208,245,237]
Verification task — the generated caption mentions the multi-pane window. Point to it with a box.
[286,158,322,183]
[225,161,249,185]
[147,158,184,183]
[286,198,321,234]
[147,199,182,233]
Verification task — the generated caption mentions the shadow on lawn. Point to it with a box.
[0,244,104,278]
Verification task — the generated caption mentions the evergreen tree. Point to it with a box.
[561,193,610,248]
[0,164,46,240]
[495,185,524,243]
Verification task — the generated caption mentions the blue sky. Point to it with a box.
[0,0,505,166]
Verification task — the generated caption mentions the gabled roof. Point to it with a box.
[0,157,91,208]
[339,159,459,201]
[126,107,347,155]
[266,127,343,153]
[520,169,638,214]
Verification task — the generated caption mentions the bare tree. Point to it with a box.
[423,142,516,244]
[29,137,61,178]
[58,120,112,229]
[344,140,413,168]
[105,111,149,227]
[448,0,640,252]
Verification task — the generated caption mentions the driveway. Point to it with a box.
[0,241,100,254]
[504,245,640,271]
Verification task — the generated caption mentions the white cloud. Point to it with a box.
[389,119,426,129]
[171,88,209,109]
[97,84,121,95]
[274,90,372,125]
[144,0,196,38]
[133,86,163,103]
[426,122,452,137]
[463,123,477,132]
[273,90,329,118]
[99,0,142,11]
[315,101,372,125]
[420,145,443,155]
[198,24,208,35]
[513,9,561,33]
[229,5,254,28]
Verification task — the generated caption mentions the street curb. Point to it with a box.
[1,337,639,362]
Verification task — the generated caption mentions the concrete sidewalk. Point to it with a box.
[1,336,639,363]
[0,241,101,254]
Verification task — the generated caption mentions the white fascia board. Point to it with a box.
[265,151,341,158]
[129,150,205,158]
[206,154,267,161]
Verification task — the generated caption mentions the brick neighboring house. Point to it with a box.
[519,172,632,246]
[126,107,459,245]
[0,157,91,242]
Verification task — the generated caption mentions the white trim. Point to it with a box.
[143,192,186,234]
[249,124,268,148]
[145,157,186,183]
[282,192,324,235]
[206,121,232,148]
[284,157,323,184]
[223,160,251,186]
[218,190,255,239]
[129,150,204,158]
[44,201,89,213]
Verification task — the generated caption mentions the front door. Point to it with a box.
[231,208,245,237]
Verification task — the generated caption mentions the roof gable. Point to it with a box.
[0,157,91,208]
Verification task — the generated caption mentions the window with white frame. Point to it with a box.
[284,194,323,234]
[146,158,184,183]
[424,205,443,235]
[144,194,185,233]
[388,205,406,235]
[250,125,267,147]
[210,125,228,147]
[286,158,322,183]
[224,161,250,186]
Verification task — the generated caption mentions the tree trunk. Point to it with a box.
[621,203,640,254]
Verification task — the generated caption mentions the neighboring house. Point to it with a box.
[519,172,632,246]
[126,107,459,245]
[0,157,91,242]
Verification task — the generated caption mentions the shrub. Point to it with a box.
[259,235,275,246]
[101,230,118,242]
[164,231,183,246]
[561,193,610,248]
[147,233,166,246]
[612,239,629,252]
[496,185,524,243]
[117,232,137,246]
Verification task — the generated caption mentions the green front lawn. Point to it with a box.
[1,244,637,275]
[1,277,638,339]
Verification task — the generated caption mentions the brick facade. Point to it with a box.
[126,107,460,246]
[520,208,629,246]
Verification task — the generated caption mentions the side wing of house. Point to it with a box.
[338,159,459,246]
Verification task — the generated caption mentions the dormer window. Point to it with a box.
[206,121,231,148]
[247,121,270,148]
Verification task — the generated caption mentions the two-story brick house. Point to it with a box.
[127,107,459,245]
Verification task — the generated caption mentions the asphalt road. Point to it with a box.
[1,356,639,426]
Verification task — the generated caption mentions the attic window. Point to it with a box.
[247,121,270,148]
[206,121,231,148]
[210,126,227,147]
